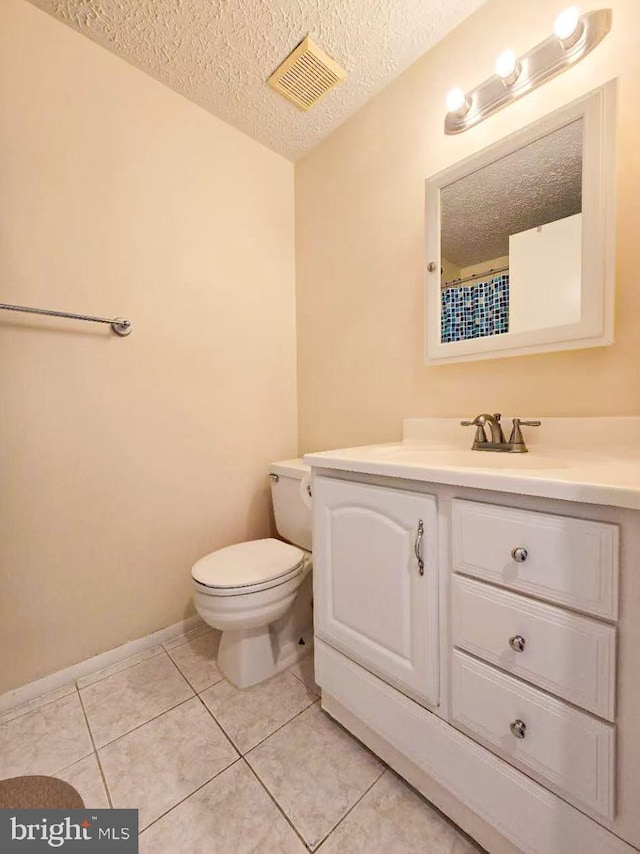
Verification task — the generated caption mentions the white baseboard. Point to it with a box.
[0,615,203,715]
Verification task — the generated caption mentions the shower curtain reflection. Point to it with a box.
[441,274,509,343]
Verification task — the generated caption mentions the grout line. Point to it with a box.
[176,671,224,695]
[242,757,310,851]
[0,684,78,727]
[286,653,320,694]
[381,767,488,852]
[139,756,243,836]
[287,668,320,697]
[52,687,94,777]
[76,647,169,692]
[75,685,113,809]
[312,766,386,851]
[78,650,220,753]
[316,705,390,771]
[193,693,248,755]
[162,648,201,688]
[191,694,240,758]
[162,626,214,653]
[243,697,320,757]
[197,683,319,757]
[162,629,224,694]
[164,651,224,696]
[93,694,196,751]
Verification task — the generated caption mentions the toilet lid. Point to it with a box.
[191,538,305,590]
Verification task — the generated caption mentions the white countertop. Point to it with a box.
[303,418,640,510]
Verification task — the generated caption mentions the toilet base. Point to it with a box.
[217,625,312,689]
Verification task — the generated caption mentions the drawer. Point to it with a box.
[452,575,616,719]
[451,650,615,820]
[451,500,619,619]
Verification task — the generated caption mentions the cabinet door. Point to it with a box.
[313,476,439,707]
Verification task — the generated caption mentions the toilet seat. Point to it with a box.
[192,538,305,597]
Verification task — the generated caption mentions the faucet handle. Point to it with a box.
[461,418,487,446]
[509,418,541,450]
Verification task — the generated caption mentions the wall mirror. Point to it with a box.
[425,82,616,364]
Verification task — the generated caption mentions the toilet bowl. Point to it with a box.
[192,459,313,689]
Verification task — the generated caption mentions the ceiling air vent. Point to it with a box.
[268,37,346,111]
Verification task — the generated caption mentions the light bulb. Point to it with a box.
[495,49,520,84]
[554,6,582,44]
[446,87,469,116]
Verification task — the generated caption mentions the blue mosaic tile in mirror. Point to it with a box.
[441,275,509,343]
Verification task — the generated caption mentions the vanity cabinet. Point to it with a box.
[313,477,439,707]
[310,468,637,854]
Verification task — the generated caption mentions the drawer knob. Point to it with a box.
[510,719,527,739]
[509,635,526,652]
[511,547,528,563]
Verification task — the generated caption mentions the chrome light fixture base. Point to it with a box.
[445,9,611,135]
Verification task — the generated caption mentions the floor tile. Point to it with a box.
[55,754,110,809]
[0,693,93,778]
[0,683,77,726]
[166,630,223,692]
[317,770,484,853]
[247,703,384,849]
[99,697,238,829]
[289,652,320,696]
[77,646,164,689]
[80,653,193,748]
[200,670,317,754]
[163,620,212,651]
[139,760,306,853]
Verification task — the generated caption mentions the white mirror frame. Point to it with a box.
[425,81,616,364]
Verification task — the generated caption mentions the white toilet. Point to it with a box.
[192,459,313,689]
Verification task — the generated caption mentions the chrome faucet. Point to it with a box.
[461,413,505,444]
[461,414,541,452]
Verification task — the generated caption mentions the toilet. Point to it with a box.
[192,459,313,689]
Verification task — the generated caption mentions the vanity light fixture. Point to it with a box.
[444,7,611,134]
[554,6,584,47]
[446,87,471,117]
[495,49,521,86]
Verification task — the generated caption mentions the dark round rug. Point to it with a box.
[0,776,84,809]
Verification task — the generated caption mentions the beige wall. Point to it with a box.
[0,0,297,693]
[296,0,640,453]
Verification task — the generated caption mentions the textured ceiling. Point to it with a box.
[442,120,584,269]
[28,0,489,160]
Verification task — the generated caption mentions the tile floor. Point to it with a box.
[0,621,484,853]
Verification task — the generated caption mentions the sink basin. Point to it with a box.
[365,445,569,470]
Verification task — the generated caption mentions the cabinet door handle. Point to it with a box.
[415,519,425,576]
[511,547,528,563]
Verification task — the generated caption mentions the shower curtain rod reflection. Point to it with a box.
[0,302,132,336]
[442,264,509,289]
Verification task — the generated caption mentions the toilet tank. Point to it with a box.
[269,459,312,552]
